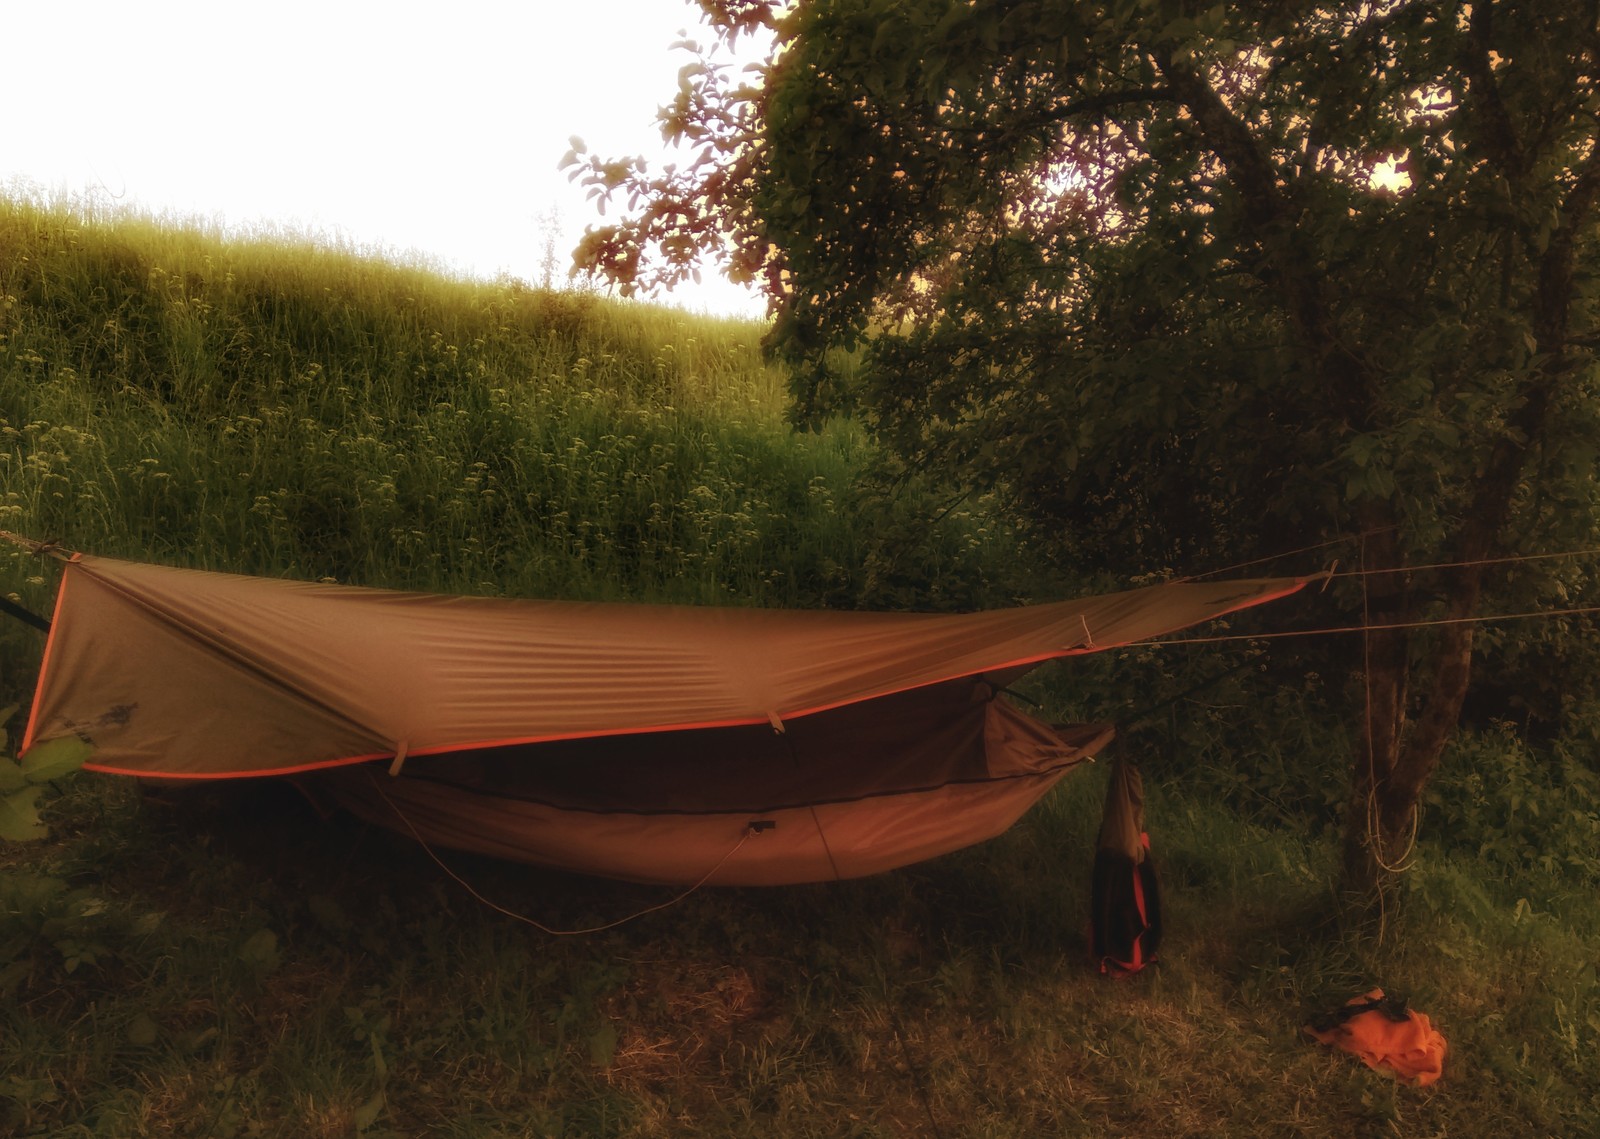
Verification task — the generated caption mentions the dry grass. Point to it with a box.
[2,739,1598,1138]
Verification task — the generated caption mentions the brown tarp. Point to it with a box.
[21,553,1308,884]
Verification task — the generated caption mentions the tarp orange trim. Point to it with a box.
[19,553,78,754]
[25,553,1312,781]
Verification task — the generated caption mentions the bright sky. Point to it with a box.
[2,0,767,319]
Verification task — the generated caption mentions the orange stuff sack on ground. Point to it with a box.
[1306,989,1447,1086]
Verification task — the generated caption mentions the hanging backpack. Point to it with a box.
[1089,756,1162,976]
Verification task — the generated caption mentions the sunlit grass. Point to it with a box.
[0,194,815,593]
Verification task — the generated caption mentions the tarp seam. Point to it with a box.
[44,558,1304,778]
[65,560,393,751]
[20,565,74,754]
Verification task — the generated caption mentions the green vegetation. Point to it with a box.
[2,198,1599,1136]
[0,195,1023,712]
[574,0,1600,893]
[0,708,91,841]
[0,194,859,602]
[6,766,1598,1136]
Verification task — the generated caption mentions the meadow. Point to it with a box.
[2,197,1597,1137]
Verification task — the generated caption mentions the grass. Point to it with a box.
[2,196,1598,1137]
[0,193,842,596]
[0,193,1027,711]
[6,770,1598,1137]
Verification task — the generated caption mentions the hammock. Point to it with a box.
[19,550,1308,884]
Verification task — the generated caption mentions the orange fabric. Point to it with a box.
[1306,990,1447,1086]
[24,553,1310,778]
[1127,864,1146,970]
[1090,761,1161,976]
[18,560,74,753]
[307,758,1084,886]
[296,694,1115,885]
[19,551,1317,885]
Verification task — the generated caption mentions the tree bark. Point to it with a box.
[1341,523,1413,894]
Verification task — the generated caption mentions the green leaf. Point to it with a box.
[237,928,280,972]
[369,1031,388,1082]
[56,938,105,973]
[352,1088,385,1132]
[0,786,48,842]
[0,758,27,794]
[307,894,352,933]
[179,1025,220,1054]
[0,702,18,749]
[0,958,34,997]
[126,1013,160,1046]
[589,1020,619,1067]
[20,736,93,783]
[0,1074,57,1106]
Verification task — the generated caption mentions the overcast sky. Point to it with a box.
[2,0,767,318]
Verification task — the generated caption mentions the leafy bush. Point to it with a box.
[0,872,120,995]
[0,706,91,842]
[1425,721,1600,885]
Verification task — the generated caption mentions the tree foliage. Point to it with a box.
[570,0,1600,889]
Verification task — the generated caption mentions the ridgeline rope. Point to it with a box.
[1180,534,1362,581]
[1119,602,1600,649]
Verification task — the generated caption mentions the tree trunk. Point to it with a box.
[1161,29,1594,905]
[1342,533,1490,899]
[1340,525,1411,896]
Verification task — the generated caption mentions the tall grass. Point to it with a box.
[5,764,1598,1138]
[1,195,836,589]
[0,196,1027,711]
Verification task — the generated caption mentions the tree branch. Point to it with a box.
[1153,50,1287,227]
[943,85,1173,137]
[1152,49,1374,429]
[1458,0,1528,179]
[1538,132,1600,344]
[1389,72,1600,822]
[1057,84,1173,120]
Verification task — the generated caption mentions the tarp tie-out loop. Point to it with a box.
[0,531,75,561]
[387,740,409,777]
[1,532,69,633]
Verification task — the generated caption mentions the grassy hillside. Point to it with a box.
[0,197,1025,710]
[1,199,1598,1137]
[0,199,845,598]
